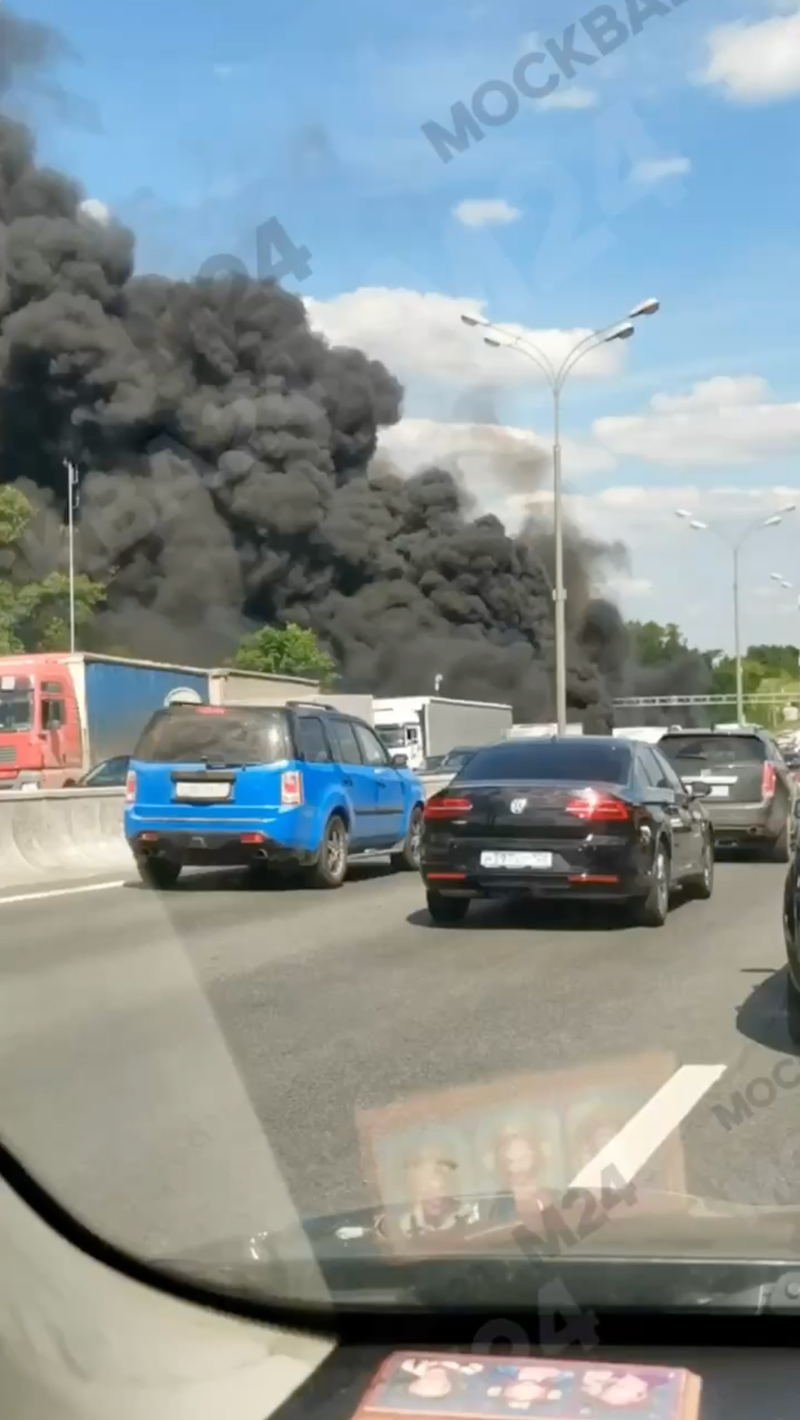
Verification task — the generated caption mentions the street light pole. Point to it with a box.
[461,299,659,734]
[769,573,800,683]
[552,386,567,734]
[732,542,743,725]
[676,506,796,726]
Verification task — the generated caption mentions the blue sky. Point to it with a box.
[15,0,800,650]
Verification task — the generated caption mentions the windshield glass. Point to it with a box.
[441,748,475,770]
[5,0,800,1325]
[82,757,130,786]
[0,688,33,732]
[660,736,767,764]
[376,727,407,749]
[458,740,632,783]
[134,708,291,764]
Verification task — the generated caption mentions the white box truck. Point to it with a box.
[373,696,513,771]
[503,722,584,739]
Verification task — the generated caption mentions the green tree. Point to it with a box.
[0,485,106,654]
[746,644,800,679]
[626,620,689,666]
[232,622,336,684]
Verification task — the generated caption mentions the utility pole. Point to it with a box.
[552,389,567,733]
[732,544,743,725]
[66,460,78,652]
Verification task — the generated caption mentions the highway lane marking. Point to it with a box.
[0,880,127,908]
[569,1064,727,1189]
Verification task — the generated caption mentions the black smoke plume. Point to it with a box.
[0,9,656,723]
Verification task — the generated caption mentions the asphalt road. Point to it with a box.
[0,856,798,1266]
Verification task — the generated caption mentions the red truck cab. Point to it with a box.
[0,656,83,791]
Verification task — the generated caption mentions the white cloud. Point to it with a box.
[213,64,234,80]
[489,475,800,646]
[604,575,654,598]
[594,376,800,466]
[453,199,522,228]
[700,10,800,103]
[78,198,111,227]
[538,86,599,111]
[305,289,625,389]
[378,417,614,504]
[506,481,800,545]
[631,156,691,185]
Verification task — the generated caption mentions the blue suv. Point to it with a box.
[124,700,426,890]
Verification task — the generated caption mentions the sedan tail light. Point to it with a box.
[566,789,630,821]
[424,797,473,821]
[125,769,137,804]
[762,762,777,800]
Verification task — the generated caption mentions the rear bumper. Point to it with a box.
[420,839,651,902]
[423,875,645,903]
[706,801,784,845]
[127,830,317,869]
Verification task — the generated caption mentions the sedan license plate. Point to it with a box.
[480,850,553,870]
[708,785,730,798]
[175,781,231,800]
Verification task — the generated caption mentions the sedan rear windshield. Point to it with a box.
[133,707,292,764]
[455,740,632,784]
[660,734,766,764]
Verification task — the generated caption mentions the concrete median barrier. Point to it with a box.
[0,774,452,892]
[0,788,129,890]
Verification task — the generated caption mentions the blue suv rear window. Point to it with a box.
[133,707,292,764]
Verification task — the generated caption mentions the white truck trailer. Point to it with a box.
[372,696,513,772]
[612,726,667,744]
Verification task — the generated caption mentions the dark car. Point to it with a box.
[77,755,131,788]
[438,745,478,772]
[419,735,714,928]
[423,747,477,774]
[783,806,800,1040]
[658,727,796,860]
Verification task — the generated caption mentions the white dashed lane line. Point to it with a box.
[570,1064,728,1188]
[0,880,127,908]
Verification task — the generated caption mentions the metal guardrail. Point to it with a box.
[613,693,799,708]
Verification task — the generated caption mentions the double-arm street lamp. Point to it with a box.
[770,574,800,676]
[675,506,796,725]
[460,299,660,733]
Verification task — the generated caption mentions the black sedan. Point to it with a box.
[420,735,715,927]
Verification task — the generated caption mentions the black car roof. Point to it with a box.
[475,735,635,750]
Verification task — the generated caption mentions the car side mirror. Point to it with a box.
[686,781,711,799]
[391,752,408,768]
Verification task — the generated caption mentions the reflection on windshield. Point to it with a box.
[356,1053,687,1259]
